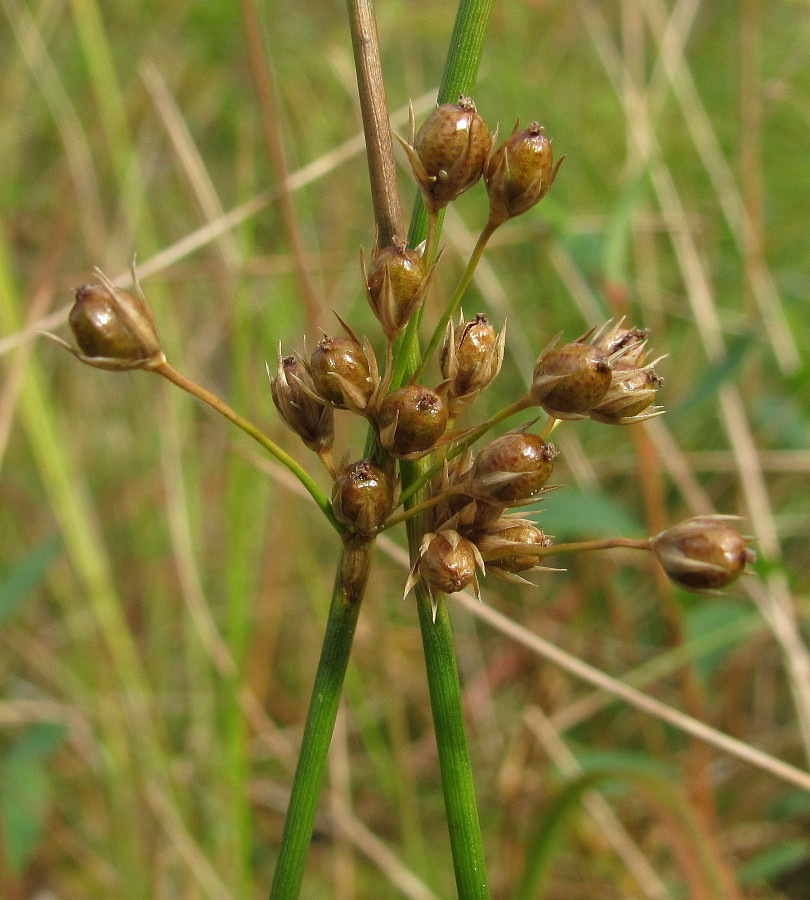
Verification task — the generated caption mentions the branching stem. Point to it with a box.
[154,361,342,534]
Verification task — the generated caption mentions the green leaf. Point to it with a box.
[737,839,809,888]
[530,489,643,540]
[0,535,60,626]
[0,724,66,874]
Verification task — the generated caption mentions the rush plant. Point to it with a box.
[38,0,782,897]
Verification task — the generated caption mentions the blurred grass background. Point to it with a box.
[1,0,809,896]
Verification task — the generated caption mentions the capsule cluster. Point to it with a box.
[55,95,755,610]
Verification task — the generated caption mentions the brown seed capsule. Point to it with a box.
[331,459,393,534]
[592,321,650,366]
[441,313,506,417]
[468,431,557,504]
[530,341,612,418]
[309,335,373,409]
[46,268,165,371]
[365,238,427,339]
[589,365,664,425]
[400,96,491,212]
[419,531,479,595]
[270,350,334,454]
[651,516,756,593]
[485,122,563,225]
[476,520,552,573]
[378,384,449,458]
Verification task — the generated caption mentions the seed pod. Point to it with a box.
[530,340,612,418]
[589,365,664,425]
[651,516,756,593]
[398,96,491,212]
[592,320,649,366]
[309,335,373,410]
[378,384,449,458]
[365,238,428,339]
[485,122,563,225]
[440,313,506,416]
[468,431,557,504]
[475,519,552,573]
[331,459,393,534]
[404,530,484,618]
[270,349,334,454]
[46,267,164,371]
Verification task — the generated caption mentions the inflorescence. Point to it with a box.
[50,96,756,619]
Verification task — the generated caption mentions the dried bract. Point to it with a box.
[651,516,756,593]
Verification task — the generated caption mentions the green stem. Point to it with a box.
[413,218,497,383]
[414,582,489,898]
[270,539,373,898]
[392,2,495,894]
[155,361,342,535]
[478,537,652,562]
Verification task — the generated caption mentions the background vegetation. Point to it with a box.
[1,0,808,896]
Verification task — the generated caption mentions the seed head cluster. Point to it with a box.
[55,96,755,616]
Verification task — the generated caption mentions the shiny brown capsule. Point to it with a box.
[651,516,756,593]
[530,341,612,418]
[441,313,506,416]
[476,520,552,573]
[309,335,373,409]
[589,365,664,425]
[468,431,557,504]
[485,122,563,225]
[46,268,165,371]
[400,96,491,212]
[365,238,427,339]
[331,459,393,534]
[270,350,334,454]
[378,384,449,458]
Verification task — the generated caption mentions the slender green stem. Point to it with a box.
[414,581,489,898]
[270,539,374,898]
[478,537,652,561]
[155,361,342,534]
[392,3,495,894]
[413,219,498,383]
[379,489,452,532]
